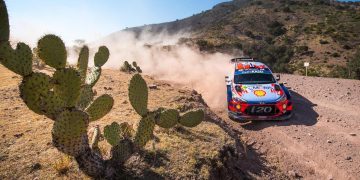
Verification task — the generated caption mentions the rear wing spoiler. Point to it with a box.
[230,57,255,63]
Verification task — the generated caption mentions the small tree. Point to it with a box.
[348,49,360,79]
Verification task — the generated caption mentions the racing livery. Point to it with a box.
[226,57,293,122]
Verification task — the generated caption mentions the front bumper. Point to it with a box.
[228,110,293,122]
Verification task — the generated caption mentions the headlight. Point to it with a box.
[277,95,287,102]
[233,97,247,103]
[236,104,241,110]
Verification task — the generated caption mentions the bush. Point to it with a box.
[282,6,293,13]
[196,39,214,51]
[268,21,287,36]
[244,30,255,38]
[348,49,360,79]
[319,39,329,44]
[332,52,341,58]
[297,45,309,52]
[343,44,352,50]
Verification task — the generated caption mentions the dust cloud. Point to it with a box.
[89,30,238,108]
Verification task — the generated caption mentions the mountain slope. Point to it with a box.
[122,0,360,78]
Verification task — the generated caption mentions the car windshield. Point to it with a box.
[234,73,275,84]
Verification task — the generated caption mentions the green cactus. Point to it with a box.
[0,2,114,170]
[132,61,143,73]
[135,66,142,73]
[0,0,205,177]
[94,46,109,67]
[128,73,148,116]
[0,0,9,42]
[52,110,88,156]
[37,34,67,69]
[104,122,122,146]
[53,68,82,107]
[156,109,179,128]
[76,85,95,110]
[0,42,33,76]
[134,114,156,148]
[133,61,137,67]
[128,74,205,148]
[86,94,114,122]
[110,139,133,164]
[179,110,204,127]
[86,66,101,87]
[77,46,89,83]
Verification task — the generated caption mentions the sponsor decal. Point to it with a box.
[254,90,266,97]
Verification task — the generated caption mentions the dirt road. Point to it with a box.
[215,74,360,179]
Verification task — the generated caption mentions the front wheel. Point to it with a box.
[228,115,250,123]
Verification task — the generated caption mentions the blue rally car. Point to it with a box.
[225,57,293,122]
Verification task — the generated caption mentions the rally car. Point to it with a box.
[225,57,293,122]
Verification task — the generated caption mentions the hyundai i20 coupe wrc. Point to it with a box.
[225,57,293,122]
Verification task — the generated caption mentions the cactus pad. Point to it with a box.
[52,68,81,107]
[86,66,101,87]
[135,66,142,73]
[0,42,33,76]
[134,115,155,148]
[179,110,204,128]
[111,139,133,164]
[19,72,52,114]
[128,74,148,116]
[104,122,121,146]
[156,109,179,128]
[41,92,66,119]
[52,110,88,156]
[77,46,89,82]
[37,34,66,69]
[119,122,134,139]
[85,94,114,121]
[132,61,137,67]
[0,0,9,42]
[94,46,109,67]
[76,85,94,110]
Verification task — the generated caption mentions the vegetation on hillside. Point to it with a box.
[138,0,360,79]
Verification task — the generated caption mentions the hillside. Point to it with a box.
[1,65,360,179]
[122,0,360,78]
[0,65,287,179]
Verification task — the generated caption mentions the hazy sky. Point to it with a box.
[5,0,229,45]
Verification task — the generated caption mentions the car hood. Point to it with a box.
[232,83,281,102]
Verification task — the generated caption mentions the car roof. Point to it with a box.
[234,61,272,75]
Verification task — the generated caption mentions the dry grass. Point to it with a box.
[0,65,233,179]
[53,155,72,175]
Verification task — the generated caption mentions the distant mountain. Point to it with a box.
[112,0,360,78]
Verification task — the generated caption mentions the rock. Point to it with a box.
[345,156,352,160]
[349,133,356,136]
[14,133,24,138]
[148,84,158,90]
[122,100,128,104]
[30,163,41,173]
[288,170,301,178]
[327,140,332,143]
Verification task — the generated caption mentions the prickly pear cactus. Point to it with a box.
[127,73,205,149]
[0,0,9,43]
[128,74,148,116]
[156,109,179,128]
[0,0,114,163]
[37,34,67,69]
[0,0,205,177]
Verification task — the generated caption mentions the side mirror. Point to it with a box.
[276,74,281,81]
[225,76,231,85]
